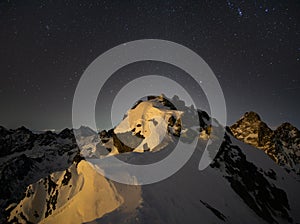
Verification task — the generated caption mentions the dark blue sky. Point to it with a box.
[0,0,299,130]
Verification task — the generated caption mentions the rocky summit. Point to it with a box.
[230,111,300,174]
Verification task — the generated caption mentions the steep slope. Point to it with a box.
[230,112,300,173]
[7,160,124,224]
[0,126,97,221]
[89,133,300,224]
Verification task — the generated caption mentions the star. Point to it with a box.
[237,8,243,17]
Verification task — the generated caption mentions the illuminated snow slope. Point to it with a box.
[9,136,300,224]
[8,161,123,224]
[4,96,300,224]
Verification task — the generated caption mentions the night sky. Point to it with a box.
[0,0,299,131]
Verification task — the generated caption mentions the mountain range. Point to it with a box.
[0,95,299,223]
[230,111,300,174]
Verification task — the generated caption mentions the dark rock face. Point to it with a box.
[147,95,177,110]
[273,123,300,168]
[0,154,35,200]
[243,111,261,122]
[58,128,75,139]
[212,135,292,224]
[230,112,300,173]
[0,126,36,156]
[44,175,59,218]
[61,169,72,186]
[200,200,227,222]
[36,131,57,146]
[72,151,85,166]
[99,129,144,153]
[110,132,136,153]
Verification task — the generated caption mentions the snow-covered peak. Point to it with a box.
[99,95,204,155]
[7,160,123,224]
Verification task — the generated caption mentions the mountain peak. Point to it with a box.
[74,126,97,137]
[276,122,299,132]
[274,122,300,146]
[242,111,261,122]
[0,125,9,135]
[0,125,7,130]
[100,94,204,154]
[230,111,273,152]
[15,126,32,133]
[58,128,74,139]
[230,112,300,172]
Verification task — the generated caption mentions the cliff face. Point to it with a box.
[230,112,300,173]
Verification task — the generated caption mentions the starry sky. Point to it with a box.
[0,0,299,131]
